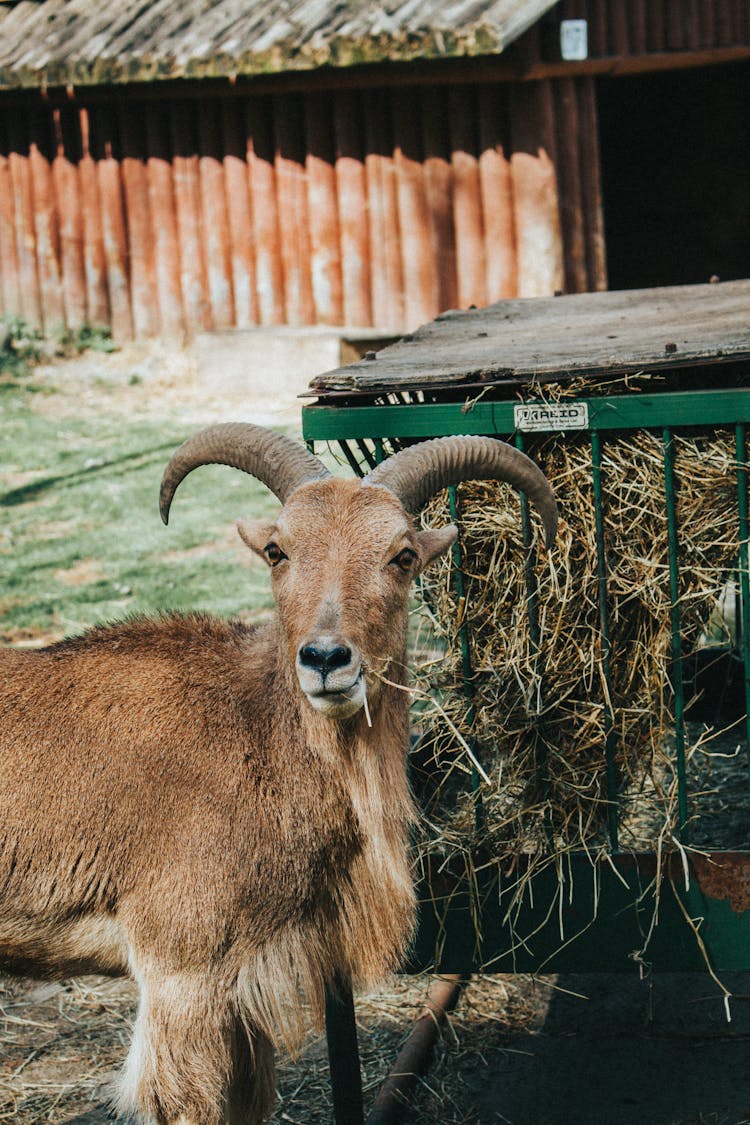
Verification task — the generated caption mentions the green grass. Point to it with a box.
[1,377,279,641]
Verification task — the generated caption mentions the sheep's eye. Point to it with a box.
[264,542,288,566]
[391,548,417,573]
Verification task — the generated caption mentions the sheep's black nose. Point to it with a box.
[298,643,352,675]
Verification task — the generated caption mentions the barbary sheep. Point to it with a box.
[0,423,557,1124]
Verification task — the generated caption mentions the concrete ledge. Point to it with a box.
[193,327,397,423]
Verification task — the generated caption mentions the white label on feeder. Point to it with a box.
[514,402,589,432]
[560,19,588,61]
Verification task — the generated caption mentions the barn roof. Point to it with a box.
[0,0,557,89]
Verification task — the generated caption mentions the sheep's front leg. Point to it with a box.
[117,965,274,1125]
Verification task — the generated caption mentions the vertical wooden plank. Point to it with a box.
[333,91,372,327]
[119,103,158,337]
[363,89,403,331]
[590,0,609,55]
[647,0,667,50]
[221,99,258,328]
[77,106,109,329]
[576,77,608,291]
[666,0,686,49]
[197,100,235,330]
[552,78,587,294]
[145,105,184,339]
[449,86,486,310]
[0,110,22,316]
[170,101,210,335]
[8,115,42,326]
[273,93,315,326]
[52,105,87,330]
[608,0,630,54]
[93,105,132,340]
[509,81,564,298]
[244,96,284,326]
[29,105,64,334]
[420,87,457,313]
[391,88,438,330]
[684,0,701,47]
[478,84,517,301]
[715,0,734,45]
[304,92,344,326]
[698,0,716,46]
[629,0,649,54]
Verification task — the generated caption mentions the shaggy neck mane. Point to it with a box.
[239,622,417,1054]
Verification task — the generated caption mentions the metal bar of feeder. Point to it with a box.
[735,423,750,760]
[339,439,366,478]
[663,426,689,839]
[448,485,485,834]
[590,429,619,852]
[355,439,378,471]
[514,432,550,816]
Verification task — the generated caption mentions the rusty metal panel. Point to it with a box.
[52,106,87,330]
[221,99,258,330]
[170,101,210,335]
[509,81,565,298]
[244,96,284,327]
[77,106,110,329]
[29,107,64,334]
[145,108,184,339]
[420,88,458,314]
[304,93,344,326]
[0,73,610,340]
[333,91,372,328]
[0,111,21,317]
[7,115,42,327]
[449,87,487,311]
[119,106,157,338]
[273,94,315,327]
[364,89,404,332]
[478,84,517,302]
[392,89,440,331]
[197,101,235,330]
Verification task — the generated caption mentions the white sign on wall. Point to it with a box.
[560,19,588,61]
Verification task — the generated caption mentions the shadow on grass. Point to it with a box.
[0,443,177,508]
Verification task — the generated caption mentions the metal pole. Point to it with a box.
[590,429,619,851]
[735,423,750,757]
[325,978,365,1125]
[663,427,689,838]
[448,485,485,833]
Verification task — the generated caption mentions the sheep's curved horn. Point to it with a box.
[159,422,332,524]
[366,436,558,548]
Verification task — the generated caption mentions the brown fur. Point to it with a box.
[0,477,456,1124]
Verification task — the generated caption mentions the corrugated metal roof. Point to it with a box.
[0,0,557,88]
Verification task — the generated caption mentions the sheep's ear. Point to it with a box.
[415,525,458,571]
[237,519,279,561]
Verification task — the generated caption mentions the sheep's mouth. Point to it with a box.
[304,671,366,717]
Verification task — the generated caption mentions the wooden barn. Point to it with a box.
[0,0,747,341]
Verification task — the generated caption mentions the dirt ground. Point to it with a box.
[3,342,750,1124]
[3,968,750,1124]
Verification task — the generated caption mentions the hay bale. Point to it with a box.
[409,424,742,870]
